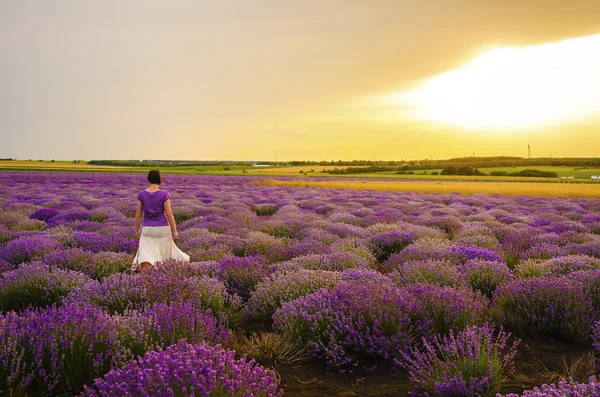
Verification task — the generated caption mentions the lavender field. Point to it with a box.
[2,171,600,396]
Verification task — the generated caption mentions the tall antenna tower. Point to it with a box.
[528,142,530,159]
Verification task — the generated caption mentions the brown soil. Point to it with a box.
[244,320,596,397]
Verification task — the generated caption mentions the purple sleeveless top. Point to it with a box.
[137,189,171,227]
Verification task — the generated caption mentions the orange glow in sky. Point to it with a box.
[390,35,600,131]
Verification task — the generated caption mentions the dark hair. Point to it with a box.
[147,170,162,185]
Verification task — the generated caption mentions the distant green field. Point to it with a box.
[1,161,599,183]
[478,165,600,178]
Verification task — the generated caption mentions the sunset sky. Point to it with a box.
[1,1,600,161]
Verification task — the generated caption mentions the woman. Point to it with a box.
[133,170,190,270]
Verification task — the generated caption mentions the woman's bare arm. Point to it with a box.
[135,200,143,239]
[164,199,179,239]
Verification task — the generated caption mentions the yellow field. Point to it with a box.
[255,179,600,198]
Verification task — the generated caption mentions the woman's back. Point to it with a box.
[137,189,171,226]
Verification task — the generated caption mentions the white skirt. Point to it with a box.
[132,226,190,269]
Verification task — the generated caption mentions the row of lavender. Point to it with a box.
[1,171,600,396]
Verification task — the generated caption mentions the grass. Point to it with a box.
[513,352,596,385]
[254,179,600,198]
[228,332,309,367]
[479,165,600,179]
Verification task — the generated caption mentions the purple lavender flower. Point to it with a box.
[29,208,59,223]
[340,268,392,284]
[245,269,344,321]
[282,240,331,261]
[326,222,366,238]
[501,376,600,396]
[216,255,269,299]
[541,255,600,276]
[42,248,132,279]
[384,243,450,272]
[402,323,519,397]
[0,259,15,274]
[0,236,60,265]
[500,229,538,269]
[447,245,505,265]
[80,341,283,397]
[117,301,230,357]
[492,277,594,342]
[391,260,465,288]
[460,259,514,299]
[68,267,243,327]
[0,303,129,396]
[418,215,463,238]
[48,211,90,224]
[0,262,93,312]
[370,230,413,262]
[569,269,600,313]
[273,281,431,370]
[275,252,370,272]
[405,283,491,336]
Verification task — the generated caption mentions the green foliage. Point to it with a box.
[505,169,558,178]
[441,166,485,176]
[252,204,279,216]
[173,211,195,224]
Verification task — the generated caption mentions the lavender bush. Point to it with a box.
[245,269,343,321]
[80,341,283,397]
[273,281,431,370]
[216,255,269,299]
[67,271,243,326]
[405,283,491,336]
[275,252,370,272]
[0,236,60,265]
[0,303,128,397]
[369,230,413,262]
[541,255,600,276]
[117,301,230,357]
[42,248,132,279]
[570,270,600,312]
[501,377,600,397]
[0,262,93,312]
[460,259,514,299]
[402,323,519,397]
[492,277,594,342]
[390,260,465,288]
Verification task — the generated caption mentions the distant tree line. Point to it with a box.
[88,160,273,167]
[299,156,600,169]
[89,156,599,170]
[490,169,558,178]
[440,166,485,176]
[440,167,557,178]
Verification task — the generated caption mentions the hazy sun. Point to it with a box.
[387,34,600,130]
